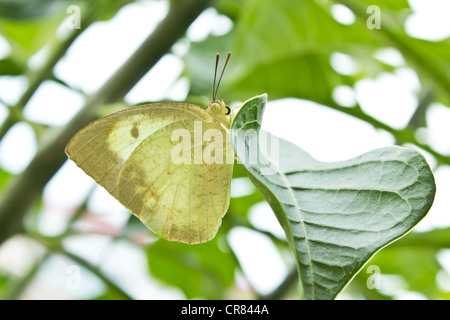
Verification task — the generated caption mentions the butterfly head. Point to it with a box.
[208,100,231,117]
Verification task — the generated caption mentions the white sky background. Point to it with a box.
[0,0,449,299]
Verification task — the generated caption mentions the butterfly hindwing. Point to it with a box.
[118,119,233,244]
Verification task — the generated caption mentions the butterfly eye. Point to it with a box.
[225,106,231,115]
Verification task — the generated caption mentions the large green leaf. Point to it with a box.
[231,94,436,300]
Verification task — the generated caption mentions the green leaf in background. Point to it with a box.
[0,57,24,75]
[183,33,233,97]
[231,94,436,299]
[0,168,10,190]
[336,0,450,105]
[146,237,235,299]
[194,0,450,107]
[223,0,383,104]
[360,247,441,299]
[348,226,450,299]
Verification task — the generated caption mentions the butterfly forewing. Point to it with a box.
[66,103,211,197]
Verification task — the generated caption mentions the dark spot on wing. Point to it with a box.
[131,124,139,138]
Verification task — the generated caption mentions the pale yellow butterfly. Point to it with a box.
[66,52,234,244]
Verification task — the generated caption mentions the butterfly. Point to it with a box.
[66,52,234,244]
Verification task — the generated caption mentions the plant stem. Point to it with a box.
[407,89,434,128]
[0,0,212,245]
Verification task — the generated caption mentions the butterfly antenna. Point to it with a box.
[214,51,231,102]
[212,53,220,102]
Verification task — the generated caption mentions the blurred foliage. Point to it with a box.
[0,0,449,300]
[147,236,236,299]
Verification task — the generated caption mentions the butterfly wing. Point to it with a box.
[66,103,211,198]
[118,119,233,243]
[65,103,233,244]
